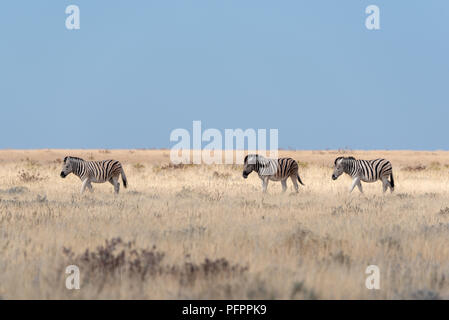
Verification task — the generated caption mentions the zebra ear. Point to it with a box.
[334,157,343,165]
[63,156,68,164]
[244,155,248,164]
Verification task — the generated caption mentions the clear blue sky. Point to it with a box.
[1,1,448,150]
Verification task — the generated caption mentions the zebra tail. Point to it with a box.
[390,172,394,189]
[297,174,305,186]
[121,167,128,188]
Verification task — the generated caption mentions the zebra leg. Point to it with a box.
[110,177,120,194]
[261,177,269,193]
[356,180,363,193]
[290,175,299,193]
[86,182,93,192]
[80,179,89,194]
[349,177,360,193]
[381,177,389,193]
[281,179,287,193]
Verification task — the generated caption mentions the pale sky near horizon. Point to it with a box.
[1,1,448,150]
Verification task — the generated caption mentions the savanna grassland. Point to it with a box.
[1,149,449,300]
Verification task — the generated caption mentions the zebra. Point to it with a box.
[332,156,394,193]
[60,156,128,194]
[242,154,305,193]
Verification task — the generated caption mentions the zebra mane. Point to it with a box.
[334,157,344,165]
[244,154,259,164]
[244,154,270,166]
[334,156,356,165]
[64,156,84,163]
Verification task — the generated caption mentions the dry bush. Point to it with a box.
[330,199,366,215]
[290,281,318,299]
[402,165,426,172]
[17,170,45,183]
[409,290,441,300]
[133,163,145,170]
[62,238,164,281]
[328,148,353,154]
[284,224,334,255]
[0,186,29,194]
[297,161,309,169]
[429,161,441,170]
[62,238,248,288]
[378,236,402,251]
[213,171,231,179]
[153,163,194,173]
[22,158,41,169]
[176,187,223,201]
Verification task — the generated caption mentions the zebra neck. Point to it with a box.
[254,161,261,173]
[254,159,269,173]
[343,160,356,176]
[72,161,83,178]
[255,158,276,175]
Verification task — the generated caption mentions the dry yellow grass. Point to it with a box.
[1,149,449,299]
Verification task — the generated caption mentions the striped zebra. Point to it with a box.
[242,154,305,193]
[332,156,394,193]
[60,156,128,194]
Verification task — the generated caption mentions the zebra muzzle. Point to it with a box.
[60,172,66,178]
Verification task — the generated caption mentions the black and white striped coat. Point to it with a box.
[332,156,394,193]
[242,154,305,193]
[60,156,128,194]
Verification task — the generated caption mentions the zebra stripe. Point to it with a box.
[332,156,394,193]
[243,154,305,193]
[60,156,128,194]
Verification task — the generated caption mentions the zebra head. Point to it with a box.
[332,156,354,180]
[60,156,79,178]
[242,154,258,179]
[332,157,344,180]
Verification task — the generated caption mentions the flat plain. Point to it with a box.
[1,149,449,299]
